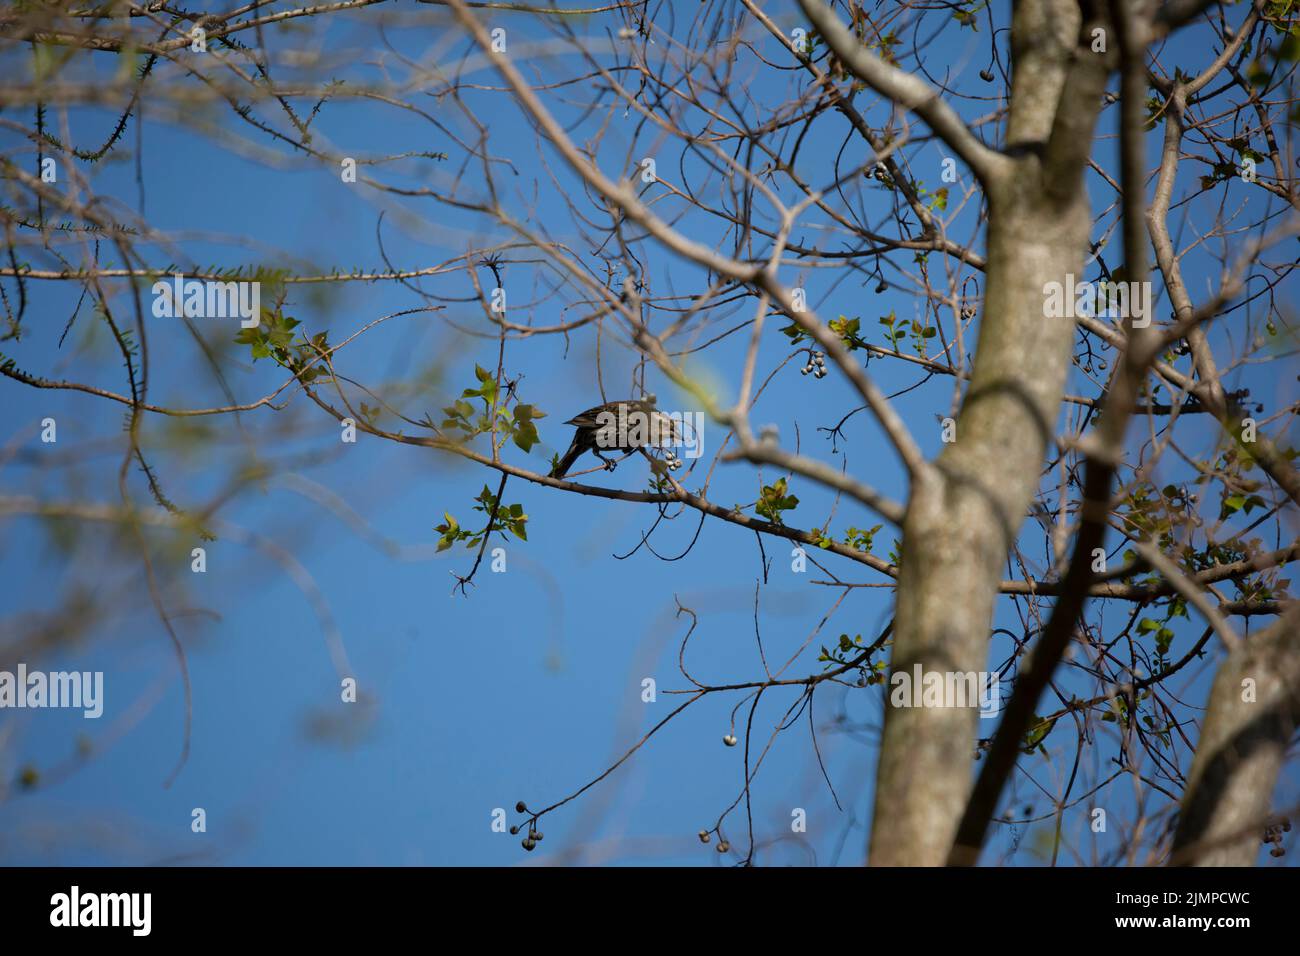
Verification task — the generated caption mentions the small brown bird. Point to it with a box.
[549,398,681,478]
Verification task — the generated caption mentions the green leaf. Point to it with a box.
[1276,31,1299,63]
[513,419,540,453]
[1022,714,1057,753]
[779,321,808,343]
[756,477,800,524]
[844,523,883,553]
[828,314,865,350]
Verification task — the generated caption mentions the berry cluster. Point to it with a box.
[801,350,827,378]
[698,829,730,853]
[663,449,684,471]
[511,801,545,852]
[1263,818,1291,858]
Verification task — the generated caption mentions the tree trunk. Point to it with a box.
[1171,608,1300,865]
[868,0,1113,865]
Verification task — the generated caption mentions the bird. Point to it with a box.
[548,398,682,478]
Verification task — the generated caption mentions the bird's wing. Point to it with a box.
[565,407,604,427]
[566,401,634,427]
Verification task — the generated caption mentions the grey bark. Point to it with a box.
[1171,607,1300,865]
[869,1,1116,866]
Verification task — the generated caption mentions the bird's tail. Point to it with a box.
[549,438,584,478]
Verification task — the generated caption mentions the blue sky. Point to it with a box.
[0,2,1295,866]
